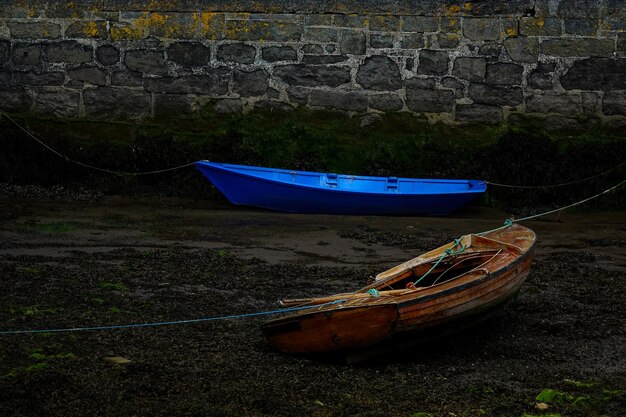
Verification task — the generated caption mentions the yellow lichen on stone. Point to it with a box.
[506,27,517,36]
[84,21,99,37]
[464,2,473,11]
[446,5,462,15]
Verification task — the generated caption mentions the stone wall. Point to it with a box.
[0,0,625,127]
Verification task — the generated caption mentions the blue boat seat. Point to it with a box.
[326,173,338,187]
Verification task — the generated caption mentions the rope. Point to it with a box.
[0,111,196,177]
[485,160,626,189]
[410,238,466,287]
[0,299,346,335]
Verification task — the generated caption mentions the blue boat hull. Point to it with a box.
[195,161,486,215]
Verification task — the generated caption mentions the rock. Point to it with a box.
[68,67,107,86]
[125,49,167,75]
[217,43,256,64]
[12,43,41,66]
[153,94,193,117]
[463,18,500,41]
[102,356,132,365]
[16,71,64,86]
[310,90,368,112]
[581,92,599,115]
[418,50,448,76]
[478,42,502,57]
[535,402,550,411]
[96,45,119,66]
[144,72,230,95]
[452,57,486,82]
[214,98,243,114]
[286,86,310,104]
[233,69,269,97]
[254,100,294,112]
[603,91,626,116]
[441,77,465,98]
[112,70,143,86]
[303,27,338,43]
[360,113,382,127]
[84,87,150,120]
[456,104,503,123]
[167,42,210,66]
[45,41,92,64]
[356,56,402,90]
[526,93,581,114]
[34,89,80,117]
[369,93,404,111]
[65,21,107,39]
[520,17,561,36]
[340,30,366,55]
[8,22,61,39]
[267,88,280,100]
[400,33,424,49]
[561,58,626,91]
[405,77,436,89]
[540,39,614,58]
[564,19,598,36]
[0,41,9,64]
[301,44,323,54]
[371,34,394,48]
[302,55,348,64]
[436,33,461,49]
[401,16,438,33]
[485,63,523,85]
[527,62,555,89]
[0,87,32,112]
[274,64,351,87]
[262,46,297,62]
[405,88,455,113]
[504,37,539,63]
[469,84,523,106]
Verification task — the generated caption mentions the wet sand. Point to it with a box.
[1,195,625,417]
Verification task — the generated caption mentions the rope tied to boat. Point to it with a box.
[368,288,381,298]
[408,238,466,289]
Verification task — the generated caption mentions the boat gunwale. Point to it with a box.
[195,161,487,196]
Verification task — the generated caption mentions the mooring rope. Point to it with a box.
[0,111,196,176]
[0,299,347,335]
[485,160,626,189]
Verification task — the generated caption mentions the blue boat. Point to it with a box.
[194,161,487,215]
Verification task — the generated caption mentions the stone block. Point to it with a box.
[34,90,79,118]
[167,42,210,66]
[112,70,143,86]
[405,77,436,90]
[0,41,9,63]
[452,57,486,82]
[310,90,368,112]
[619,33,626,53]
[557,0,601,18]
[65,21,108,39]
[273,64,351,87]
[153,94,193,117]
[147,12,198,39]
[84,87,150,120]
[369,15,400,32]
[340,30,366,55]
[581,92,598,115]
[214,98,243,114]
[267,88,280,99]
[356,56,402,91]
[436,34,461,49]
[469,84,523,106]
[401,16,438,33]
[463,18,500,41]
[479,42,502,57]
[603,91,626,116]
[262,46,297,62]
[12,43,42,66]
[217,43,256,64]
[96,45,120,66]
[519,18,561,36]
[302,55,348,64]
[68,67,107,86]
[302,44,323,54]
[0,87,32,112]
[405,58,414,71]
[400,33,424,49]
[526,93,581,114]
[440,17,461,33]
[369,93,403,111]
[254,100,294,112]
[485,63,523,85]
[564,19,598,36]
[233,69,269,97]
[370,33,394,48]
[561,58,626,91]
[305,15,332,26]
[456,104,503,123]
[125,49,167,75]
[441,77,464,98]
[110,23,148,41]
[16,71,65,86]
[303,27,337,42]
[334,15,368,28]
[286,86,310,104]
[541,38,614,57]
[45,41,92,64]
[225,20,302,42]
[418,50,448,76]
[8,22,61,39]
[504,37,538,63]
[145,71,230,95]
[405,88,455,113]
[527,71,554,90]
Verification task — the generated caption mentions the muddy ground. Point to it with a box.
[0,192,624,417]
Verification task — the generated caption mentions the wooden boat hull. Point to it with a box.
[263,224,536,354]
[195,161,486,215]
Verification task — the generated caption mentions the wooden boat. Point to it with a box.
[262,224,536,354]
[195,161,486,215]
